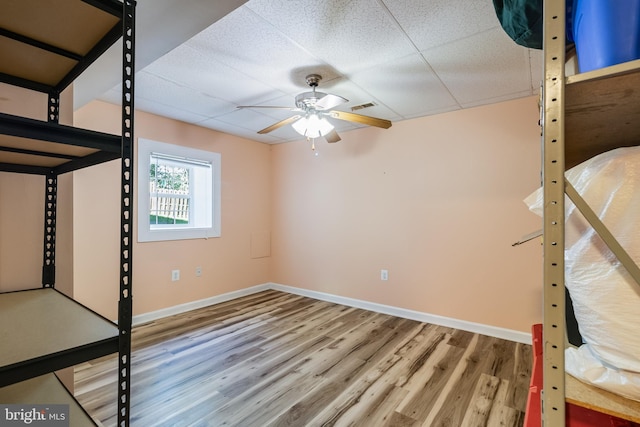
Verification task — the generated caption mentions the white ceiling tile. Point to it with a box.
[208,107,300,142]
[133,72,236,117]
[199,118,285,143]
[99,86,213,125]
[311,78,401,120]
[246,0,417,75]
[135,99,211,125]
[459,89,535,109]
[186,7,329,95]
[424,28,534,105]
[383,0,500,51]
[216,107,295,134]
[99,88,121,106]
[349,53,460,118]
[74,0,248,108]
[82,0,540,144]
[143,45,287,106]
[243,93,301,111]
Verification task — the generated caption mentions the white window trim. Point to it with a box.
[138,138,221,242]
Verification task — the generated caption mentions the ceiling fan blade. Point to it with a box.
[328,110,392,129]
[237,105,301,111]
[257,115,302,134]
[324,129,341,143]
[315,93,348,111]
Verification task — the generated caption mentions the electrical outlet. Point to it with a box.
[171,269,180,281]
[381,269,388,281]
[195,267,202,277]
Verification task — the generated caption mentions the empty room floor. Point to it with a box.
[74,290,532,426]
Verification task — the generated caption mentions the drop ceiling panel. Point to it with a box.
[100,87,212,125]
[383,0,500,51]
[246,0,417,75]
[135,98,212,126]
[306,79,401,122]
[241,94,303,115]
[186,7,327,95]
[142,45,286,106]
[86,0,542,144]
[75,0,249,108]
[424,28,536,106]
[134,72,236,116]
[216,108,293,134]
[199,117,285,144]
[349,53,460,119]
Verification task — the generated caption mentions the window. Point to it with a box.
[138,138,220,242]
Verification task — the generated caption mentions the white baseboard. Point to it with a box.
[133,282,532,344]
[132,283,271,326]
[268,283,532,344]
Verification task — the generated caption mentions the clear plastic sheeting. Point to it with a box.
[566,345,640,402]
[525,146,640,401]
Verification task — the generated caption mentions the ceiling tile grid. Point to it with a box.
[382,0,500,51]
[245,0,419,75]
[185,6,329,96]
[421,27,538,106]
[93,0,542,144]
[348,52,460,119]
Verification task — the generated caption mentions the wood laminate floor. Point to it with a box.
[74,290,532,427]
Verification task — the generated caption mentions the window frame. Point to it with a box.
[137,138,221,242]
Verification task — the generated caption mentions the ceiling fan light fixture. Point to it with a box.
[240,73,391,142]
[292,113,334,138]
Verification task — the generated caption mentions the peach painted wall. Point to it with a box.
[0,84,73,295]
[1,85,543,334]
[0,172,45,291]
[73,101,272,320]
[270,96,543,333]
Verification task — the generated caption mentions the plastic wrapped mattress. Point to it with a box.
[525,146,640,401]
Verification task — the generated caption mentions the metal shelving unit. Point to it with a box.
[541,2,567,424]
[541,1,640,425]
[0,1,135,425]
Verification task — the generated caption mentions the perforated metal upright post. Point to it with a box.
[41,171,57,288]
[118,1,135,425]
[41,90,60,288]
[48,90,60,124]
[542,0,567,425]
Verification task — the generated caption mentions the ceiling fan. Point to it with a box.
[237,74,392,145]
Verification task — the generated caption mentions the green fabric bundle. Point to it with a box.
[493,0,574,50]
[493,0,545,49]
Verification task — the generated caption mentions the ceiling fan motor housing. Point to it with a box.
[295,74,325,109]
[305,73,322,87]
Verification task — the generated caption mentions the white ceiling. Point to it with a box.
[79,0,543,144]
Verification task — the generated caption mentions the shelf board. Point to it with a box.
[565,59,640,169]
[0,373,97,426]
[566,373,640,423]
[0,288,119,387]
[0,0,122,93]
[561,60,640,422]
[0,112,121,174]
[0,112,121,152]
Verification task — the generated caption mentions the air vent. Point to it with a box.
[351,102,376,111]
